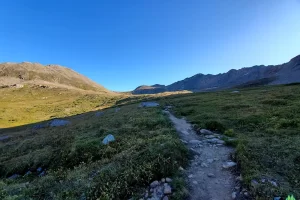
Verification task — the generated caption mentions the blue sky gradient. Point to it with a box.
[1,0,300,91]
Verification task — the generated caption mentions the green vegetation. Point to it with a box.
[1,84,300,199]
[0,103,188,199]
[0,86,121,128]
[158,85,300,199]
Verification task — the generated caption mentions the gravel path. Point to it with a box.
[163,110,236,200]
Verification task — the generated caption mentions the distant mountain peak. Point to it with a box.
[133,54,300,94]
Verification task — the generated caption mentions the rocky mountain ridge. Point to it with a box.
[133,54,300,94]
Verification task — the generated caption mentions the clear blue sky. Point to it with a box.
[1,0,300,91]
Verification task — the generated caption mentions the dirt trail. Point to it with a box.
[163,110,236,200]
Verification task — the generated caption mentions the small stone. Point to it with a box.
[205,135,216,139]
[244,192,249,197]
[192,181,198,185]
[39,171,46,177]
[236,175,243,181]
[251,180,259,187]
[163,185,172,195]
[189,140,202,144]
[207,159,214,163]
[180,139,188,144]
[179,166,184,171]
[222,161,237,169]
[163,196,169,200]
[207,173,215,178]
[166,178,172,183]
[200,129,213,135]
[37,167,43,172]
[115,107,121,112]
[201,162,208,168]
[269,180,278,187]
[232,192,237,199]
[24,171,32,176]
[161,178,166,183]
[235,186,240,190]
[150,180,159,188]
[274,197,283,200]
[139,102,160,108]
[8,174,20,179]
[102,134,115,145]
[188,174,194,178]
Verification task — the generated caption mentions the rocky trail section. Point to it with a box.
[163,110,240,200]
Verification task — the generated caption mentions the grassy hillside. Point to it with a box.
[158,84,300,199]
[0,85,120,128]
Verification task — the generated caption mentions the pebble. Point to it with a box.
[150,180,159,188]
[207,159,214,163]
[200,129,213,135]
[201,162,208,168]
[188,174,194,178]
[189,140,202,144]
[162,196,169,200]
[222,161,237,169]
[192,181,198,185]
[166,178,172,183]
[207,173,215,178]
[161,178,166,183]
[163,185,172,195]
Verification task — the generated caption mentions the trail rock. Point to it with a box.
[102,134,115,145]
[163,184,172,194]
[37,167,43,172]
[115,107,121,112]
[162,196,169,200]
[166,178,172,183]
[189,140,202,144]
[207,159,214,163]
[150,180,159,188]
[207,173,215,178]
[199,129,213,135]
[49,119,70,127]
[222,161,237,169]
[139,102,160,108]
[161,178,166,183]
[206,138,225,144]
[192,181,198,185]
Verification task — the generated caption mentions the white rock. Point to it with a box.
[222,161,237,169]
